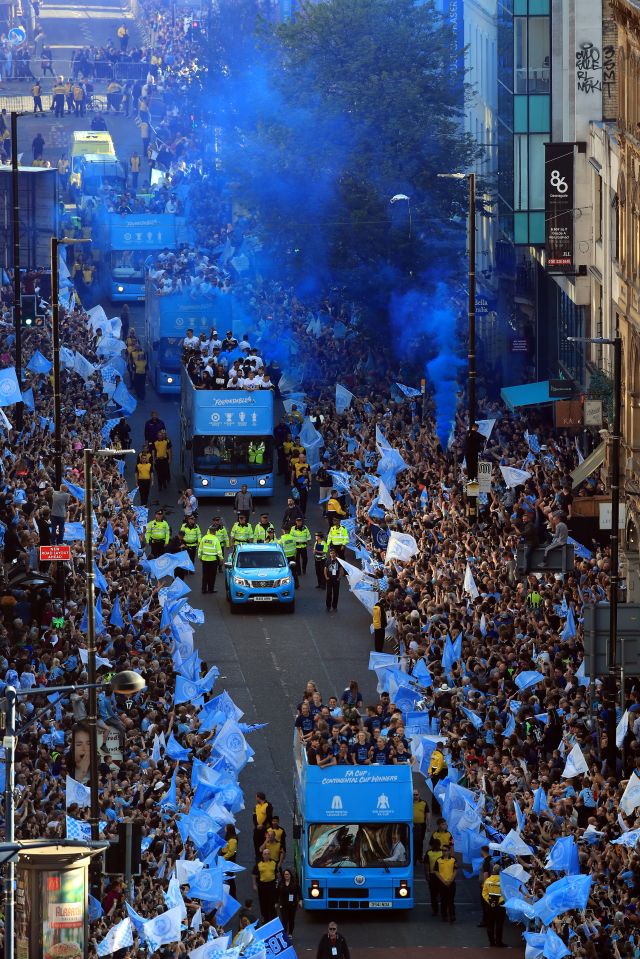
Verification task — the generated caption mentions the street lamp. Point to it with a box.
[568,332,622,772]
[3,672,145,959]
[11,112,23,431]
[390,194,412,238]
[83,448,136,849]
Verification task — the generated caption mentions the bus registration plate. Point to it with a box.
[368,902,392,909]
[224,492,236,497]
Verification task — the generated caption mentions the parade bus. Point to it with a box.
[293,735,414,910]
[103,213,189,302]
[145,286,219,394]
[180,372,274,498]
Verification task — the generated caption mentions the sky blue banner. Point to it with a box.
[106,213,182,251]
[157,292,233,337]
[192,389,274,435]
[303,765,413,821]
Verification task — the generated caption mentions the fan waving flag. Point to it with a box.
[0,367,22,406]
[252,916,298,959]
[561,743,588,778]
[27,350,52,375]
[143,906,184,949]
[463,563,479,601]
[66,774,91,808]
[213,719,250,771]
[96,918,134,957]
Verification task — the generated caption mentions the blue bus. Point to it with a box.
[102,213,189,302]
[293,735,414,910]
[180,372,274,498]
[145,287,232,395]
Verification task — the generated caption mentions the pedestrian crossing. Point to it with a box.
[41,6,134,20]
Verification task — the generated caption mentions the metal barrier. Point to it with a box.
[0,92,110,113]
[1,58,152,83]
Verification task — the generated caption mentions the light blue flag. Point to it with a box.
[63,480,85,502]
[335,383,354,414]
[147,550,195,580]
[165,874,187,919]
[109,596,124,629]
[175,675,204,707]
[185,865,224,903]
[161,577,191,604]
[412,659,433,687]
[524,932,546,959]
[441,635,457,671]
[542,929,570,959]
[65,775,91,809]
[533,786,548,815]
[64,521,85,542]
[395,382,422,398]
[212,719,249,771]
[176,648,202,682]
[514,670,544,691]
[561,607,577,640]
[204,690,243,723]
[500,870,524,904]
[21,388,35,410]
[66,815,91,841]
[179,603,205,625]
[0,367,24,406]
[113,381,137,415]
[94,563,108,593]
[127,521,142,552]
[576,661,589,687]
[151,734,162,763]
[514,798,525,832]
[534,874,592,925]
[166,732,191,761]
[489,829,534,857]
[96,917,134,957]
[546,836,579,874]
[252,916,296,959]
[142,906,183,948]
[178,807,217,851]
[159,768,178,811]
[504,712,516,737]
[461,706,484,730]
[215,884,242,927]
[125,902,147,942]
[97,521,116,554]
[27,350,52,375]
[88,893,103,921]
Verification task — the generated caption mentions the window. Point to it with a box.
[236,550,285,569]
[192,435,272,474]
[594,172,603,243]
[110,251,146,282]
[514,15,550,94]
[308,824,410,869]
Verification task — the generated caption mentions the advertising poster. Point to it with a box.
[42,868,85,959]
[545,143,575,272]
[15,869,30,959]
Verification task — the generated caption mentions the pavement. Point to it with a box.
[2,0,524,952]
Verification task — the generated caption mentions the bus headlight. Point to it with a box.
[117,285,124,293]
[258,478,267,487]
[310,882,321,898]
[201,478,209,487]
[397,882,409,898]
[166,376,174,384]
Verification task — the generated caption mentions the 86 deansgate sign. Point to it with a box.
[545,143,575,273]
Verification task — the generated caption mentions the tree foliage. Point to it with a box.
[221,0,479,295]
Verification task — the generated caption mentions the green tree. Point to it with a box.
[225,0,479,294]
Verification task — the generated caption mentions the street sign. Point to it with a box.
[599,502,627,530]
[39,545,71,562]
[583,604,640,675]
[584,398,603,427]
[477,461,492,493]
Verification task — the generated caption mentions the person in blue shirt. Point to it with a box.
[348,731,370,764]
[295,702,315,742]
[369,736,391,765]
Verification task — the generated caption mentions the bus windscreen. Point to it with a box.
[308,823,410,868]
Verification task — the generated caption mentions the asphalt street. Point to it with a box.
[0,0,522,948]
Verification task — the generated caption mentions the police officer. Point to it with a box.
[210,516,229,555]
[372,597,387,653]
[253,513,275,543]
[292,515,311,575]
[313,531,327,588]
[32,79,43,114]
[231,514,253,549]
[198,523,223,594]
[326,518,349,557]
[180,515,201,568]
[145,509,170,558]
[278,527,299,589]
[482,864,506,947]
[248,439,265,465]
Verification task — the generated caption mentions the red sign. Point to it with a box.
[39,545,71,561]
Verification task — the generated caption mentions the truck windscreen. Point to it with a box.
[308,823,410,868]
[193,435,272,475]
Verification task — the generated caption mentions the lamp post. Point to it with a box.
[568,332,622,771]
[11,112,23,432]
[2,672,144,959]
[83,448,135,847]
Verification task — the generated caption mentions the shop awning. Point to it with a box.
[570,440,606,489]
[500,380,557,410]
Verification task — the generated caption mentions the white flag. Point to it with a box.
[500,465,532,489]
[143,906,184,948]
[488,828,534,857]
[620,771,640,816]
[463,563,479,601]
[96,918,133,957]
[65,774,91,809]
[476,418,496,439]
[377,479,394,510]
[335,383,354,413]
[617,710,630,748]
[337,558,375,589]
[561,743,588,778]
[385,530,419,564]
[191,907,202,930]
